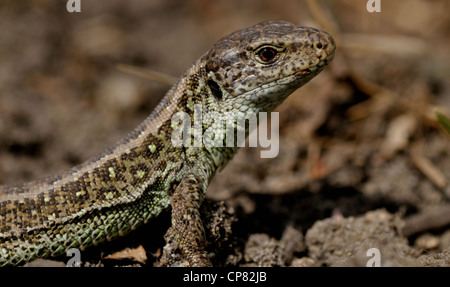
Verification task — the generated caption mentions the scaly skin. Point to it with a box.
[0,20,335,266]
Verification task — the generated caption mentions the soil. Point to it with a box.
[0,0,449,267]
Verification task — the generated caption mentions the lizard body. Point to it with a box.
[0,20,335,266]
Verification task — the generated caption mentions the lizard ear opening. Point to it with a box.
[207,79,223,101]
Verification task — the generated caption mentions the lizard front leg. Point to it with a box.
[168,172,212,267]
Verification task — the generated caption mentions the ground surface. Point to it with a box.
[0,0,449,267]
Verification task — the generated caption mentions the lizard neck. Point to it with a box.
[162,61,240,179]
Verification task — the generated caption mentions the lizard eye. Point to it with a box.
[255,46,279,63]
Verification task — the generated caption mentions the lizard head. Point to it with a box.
[203,20,335,115]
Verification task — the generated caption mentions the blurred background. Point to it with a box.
[0,0,449,266]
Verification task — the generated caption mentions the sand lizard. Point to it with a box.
[0,20,335,266]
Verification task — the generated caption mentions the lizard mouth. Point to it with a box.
[295,69,312,77]
[294,52,334,77]
[294,63,321,77]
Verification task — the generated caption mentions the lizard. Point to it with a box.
[0,20,335,267]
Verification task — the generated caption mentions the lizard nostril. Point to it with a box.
[316,43,323,49]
